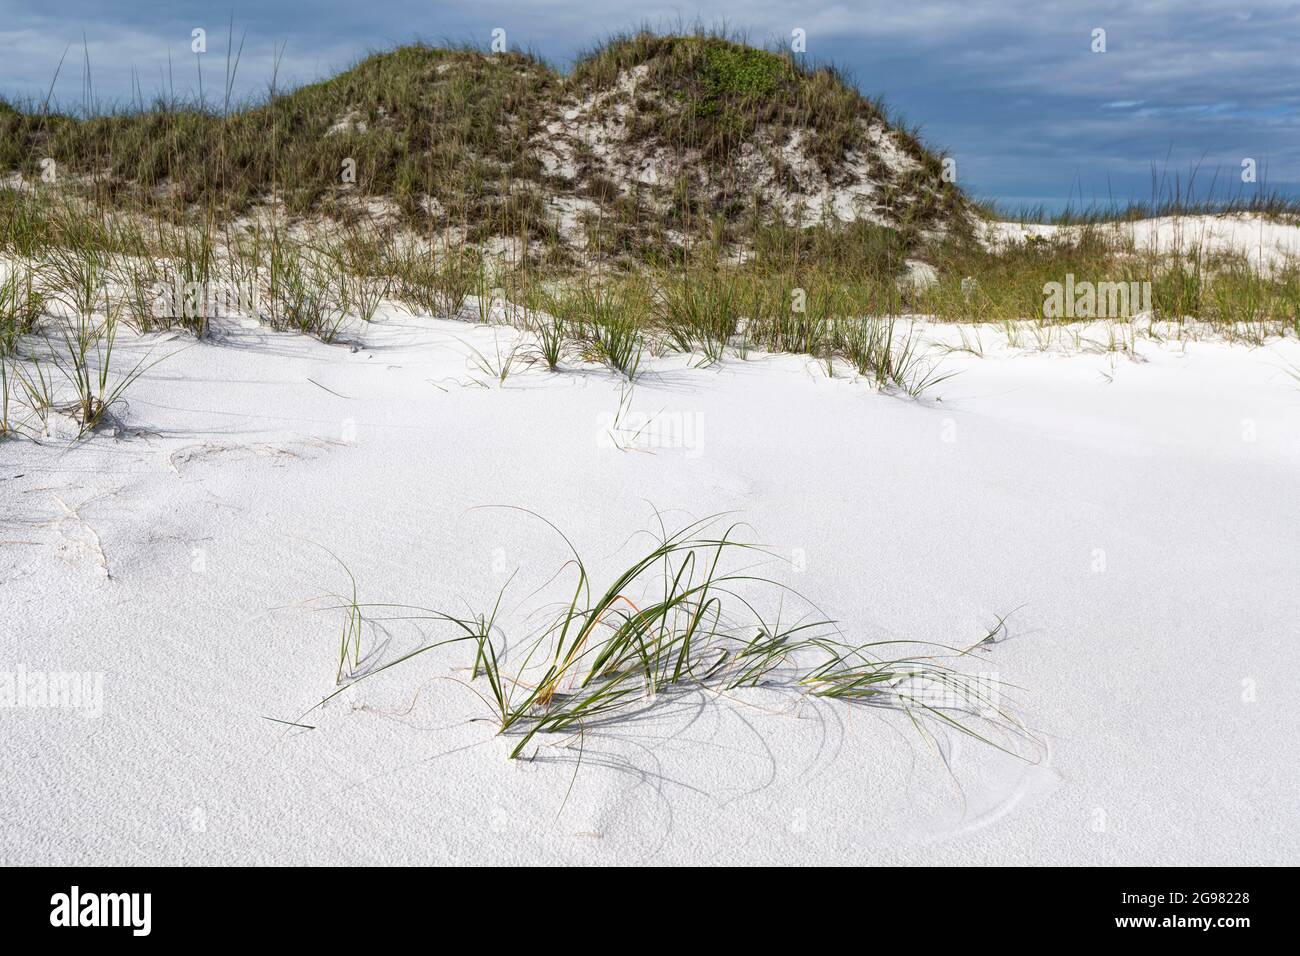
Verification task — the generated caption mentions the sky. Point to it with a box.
[2,1,1297,212]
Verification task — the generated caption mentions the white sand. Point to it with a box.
[3,305,1297,865]
[981,213,1300,274]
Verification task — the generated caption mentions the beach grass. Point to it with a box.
[304,512,1027,762]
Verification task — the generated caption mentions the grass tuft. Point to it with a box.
[304,512,1029,763]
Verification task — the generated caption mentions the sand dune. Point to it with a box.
[982,213,1300,274]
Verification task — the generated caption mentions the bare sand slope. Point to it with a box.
[982,213,1300,273]
[3,314,1298,864]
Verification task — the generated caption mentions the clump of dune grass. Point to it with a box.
[521,268,955,394]
[10,352,56,435]
[266,239,353,341]
[111,253,161,332]
[1,263,45,350]
[159,220,218,337]
[0,269,35,435]
[590,312,644,381]
[544,279,647,380]
[0,233,171,437]
[431,248,480,318]
[334,560,364,685]
[850,318,959,396]
[329,225,395,324]
[46,308,168,435]
[466,332,524,387]
[302,512,1027,763]
[657,269,742,365]
[526,310,572,370]
[388,246,441,317]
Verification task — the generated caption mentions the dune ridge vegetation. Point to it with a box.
[0,31,965,254]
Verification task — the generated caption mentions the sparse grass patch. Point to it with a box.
[304,513,1028,764]
[1,263,45,350]
[466,332,524,387]
[46,307,167,435]
[333,561,365,685]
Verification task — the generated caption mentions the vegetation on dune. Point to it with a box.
[567,32,963,235]
[0,47,558,230]
[577,36,823,160]
[920,225,1300,338]
[0,31,967,254]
